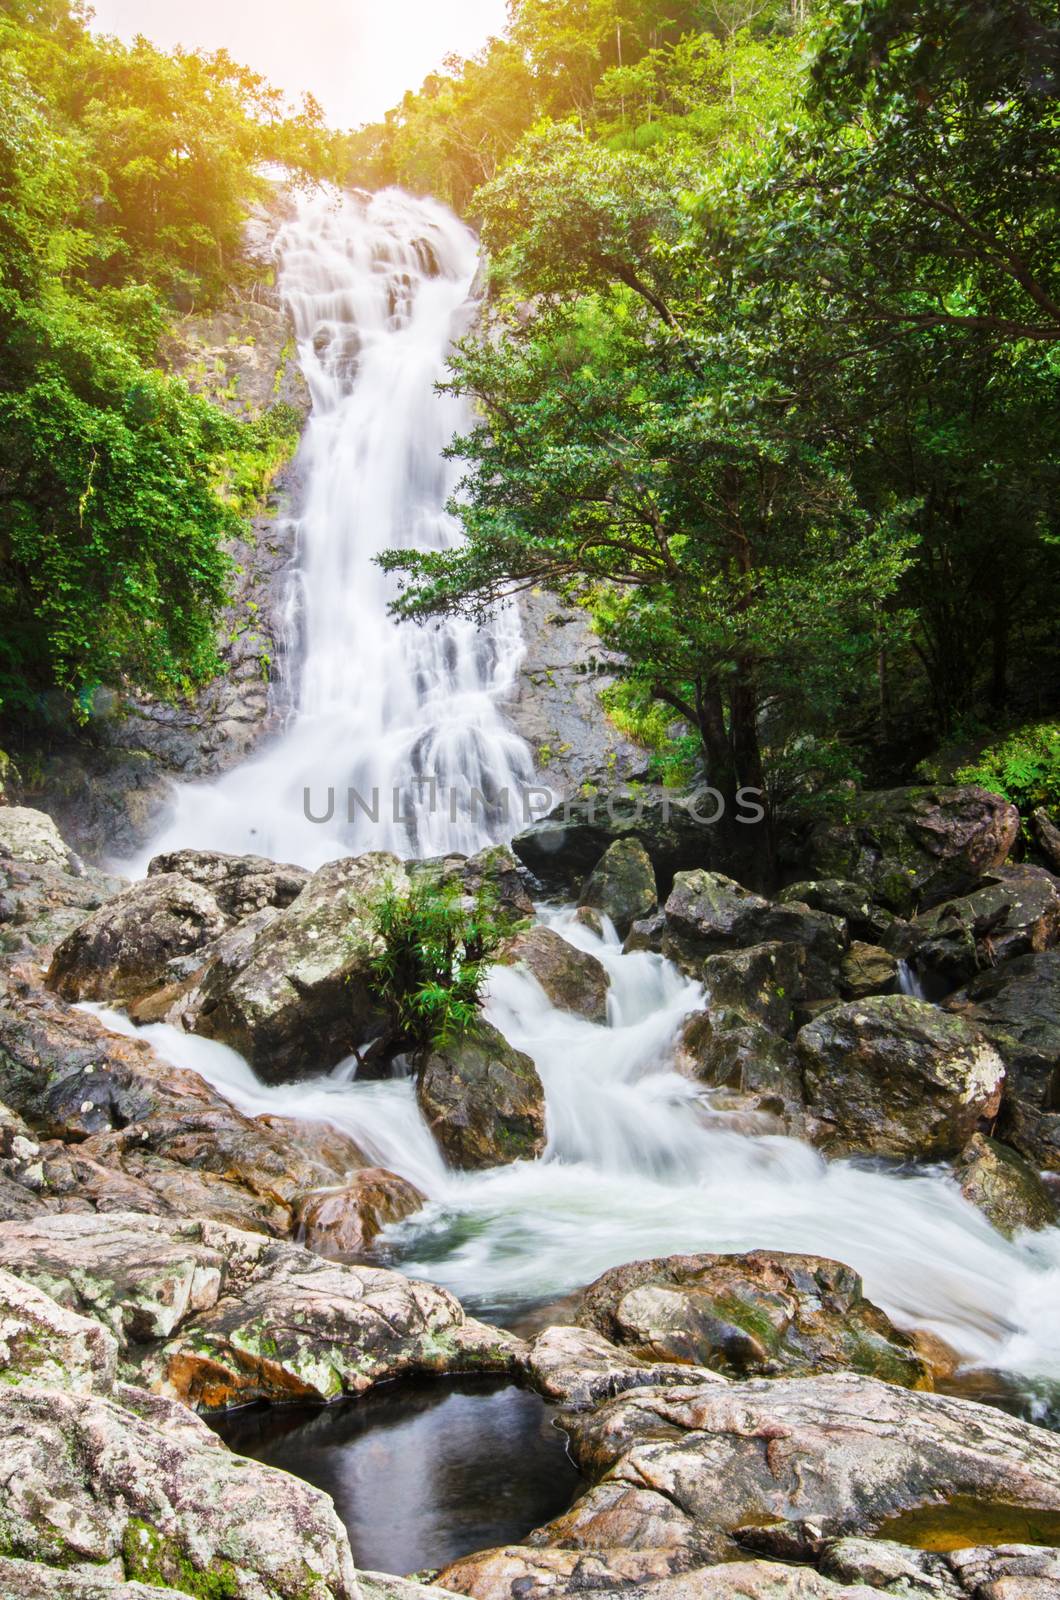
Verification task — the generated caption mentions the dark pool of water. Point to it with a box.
[209,1377,584,1576]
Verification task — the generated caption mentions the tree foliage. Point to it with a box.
[0,0,341,718]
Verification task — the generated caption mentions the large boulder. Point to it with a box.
[578,1251,930,1386]
[946,950,1060,1169]
[409,843,535,922]
[439,1372,1060,1600]
[147,847,309,920]
[497,925,609,1022]
[796,995,1005,1158]
[47,874,227,1003]
[838,941,899,999]
[661,870,847,995]
[0,805,73,870]
[0,1211,522,1409]
[0,985,368,1235]
[673,1010,804,1129]
[416,1020,546,1170]
[955,1134,1056,1236]
[806,785,1020,915]
[578,838,658,938]
[698,941,802,1035]
[776,878,899,946]
[524,1323,726,1411]
[193,851,401,1081]
[295,1167,426,1258]
[907,864,1060,986]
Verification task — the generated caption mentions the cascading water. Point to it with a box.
[98,190,1060,1413]
[84,905,1060,1394]
[135,188,534,871]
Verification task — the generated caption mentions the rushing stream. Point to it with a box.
[107,187,1060,1443]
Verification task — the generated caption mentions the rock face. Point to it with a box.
[838,941,898,999]
[513,791,718,899]
[47,873,228,1002]
[0,1241,358,1598]
[908,864,1060,985]
[147,847,310,920]
[295,1168,426,1257]
[498,926,610,1022]
[500,590,651,801]
[577,1251,930,1386]
[0,983,369,1234]
[0,805,73,870]
[955,1134,1056,1236]
[673,1010,804,1128]
[410,844,535,923]
[660,870,847,996]
[699,942,801,1034]
[439,1371,1060,1599]
[0,1211,522,1409]
[806,785,1020,915]
[578,838,658,938]
[946,950,1060,1169]
[797,994,1005,1158]
[193,851,401,1080]
[776,878,898,946]
[416,1020,546,1170]
[525,1323,726,1411]
[0,847,126,963]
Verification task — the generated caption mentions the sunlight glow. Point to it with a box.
[87,0,510,126]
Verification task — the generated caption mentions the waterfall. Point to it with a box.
[83,912,1060,1388]
[135,188,534,871]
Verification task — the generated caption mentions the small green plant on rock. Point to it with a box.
[365,879,510,1049]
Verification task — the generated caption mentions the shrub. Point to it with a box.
[365,878,511,1049]
[956,723,1060,821]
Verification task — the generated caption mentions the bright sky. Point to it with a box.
[87,0,510,127]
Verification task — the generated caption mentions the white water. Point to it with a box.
[98,190,1060,1395]
[83,904,1060,1385]
[133,188,533,872]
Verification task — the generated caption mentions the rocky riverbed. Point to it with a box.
[2,786,1060,1597]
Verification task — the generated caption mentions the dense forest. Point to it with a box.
[1,0,1058,873]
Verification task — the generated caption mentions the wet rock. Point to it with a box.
[673,1010,804,1126]
[776,878,899,946]
[0,805,73,870]
[0,1265,118,1394]
[512,788,717,899]
[662,871,847,995]
[147,847,309,920]
[699,941,801,1034]
[295,1168,426,1257]
[806,785,1020,915]
[0,1211,523,1409]
[955,1134,1056,1236]
[838,941,898,999]
[47,874,227,1003]
[796,994,1005,1158]
[437,1543,699,1600]
[525,1324,726,1411]
[578,1250,930,1386]
[410,844,535,922]
[821,1537,1060,1598]
[125,904,280,1026]
[908,865,1060,986]
[0,853,128,963]
[946,951,1060,1170]
[0,986,367,1233]
[578,838,658,938]
[0,1557,191,1598]
[560,1373,1060,1565]
[193,851,401,1081]
[416,1020,546,1170]
[0,1379,356,1597]
[498,926,609,1022]
[1033,806,1060,873]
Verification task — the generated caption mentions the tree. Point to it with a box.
[382,127,913,880]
